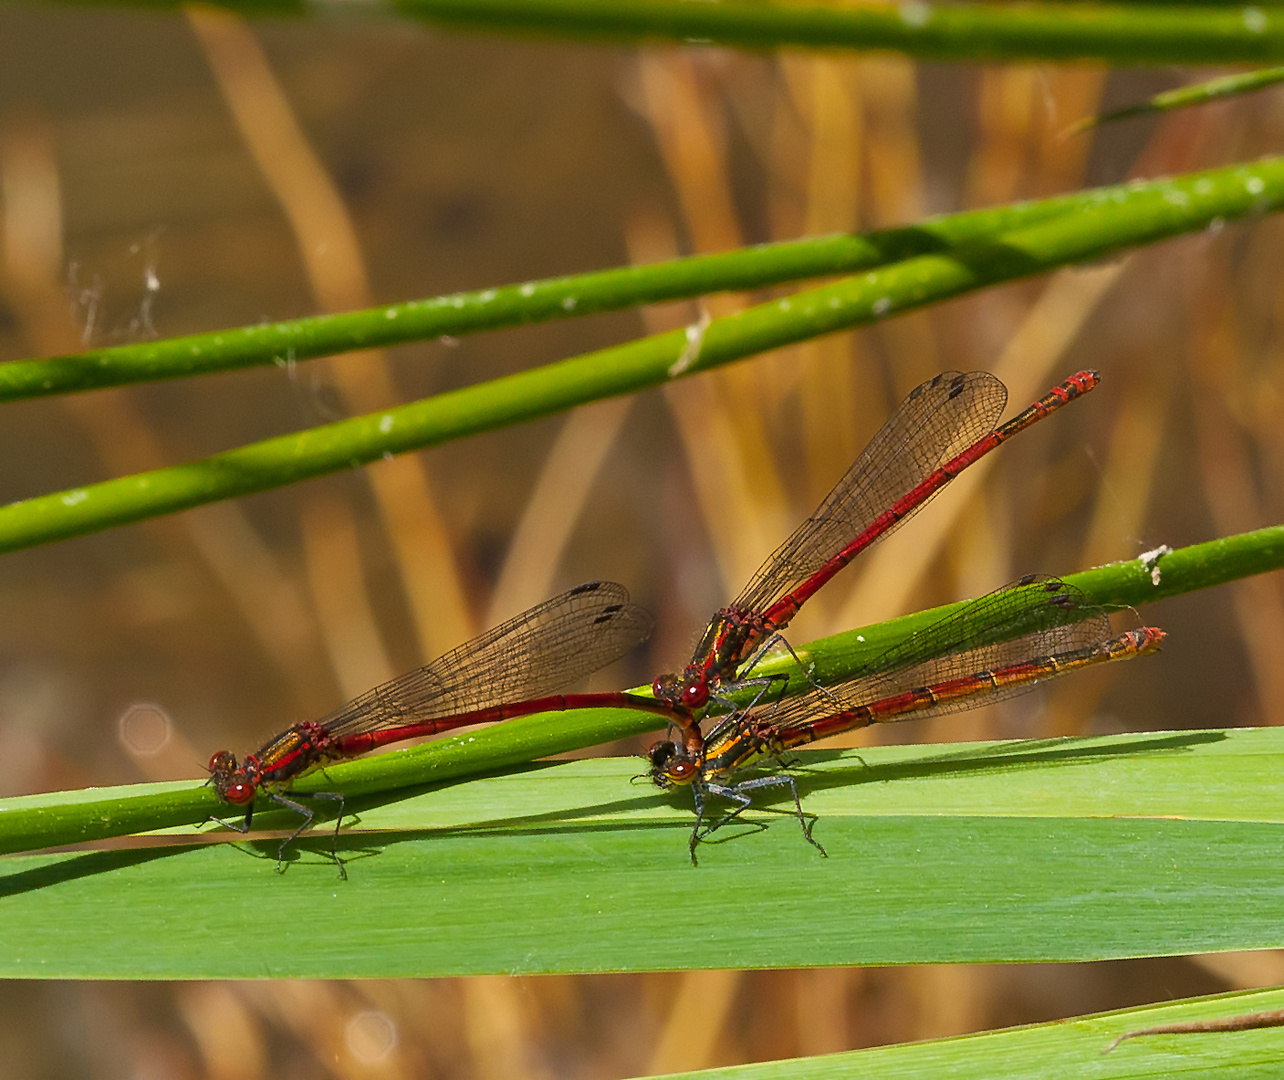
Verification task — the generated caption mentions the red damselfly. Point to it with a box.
[652,371,1099,754]
[208,580,675,875]
[649,576,1164,863]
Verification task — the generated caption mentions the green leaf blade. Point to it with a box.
[660,988,1284,1079]
[5,727,1284,978]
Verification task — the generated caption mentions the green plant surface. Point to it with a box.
[2,157,1282,554]
[0,160,1264,404]
[403,0,1284,65]
[1,529,1279,858]
[796,529,1284,691]
[0,189,1097,400]
[1072,65,1284,133]
[5,1,1283,1075]
[657,987,1284,1079]
[109,0,1284,66]
[2,726,1284,978]
[0,529,1281,979]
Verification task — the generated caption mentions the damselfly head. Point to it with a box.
[207,750,256,806]
[652,669,710,711]
[646,739,700,788]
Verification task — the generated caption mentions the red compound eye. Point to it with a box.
[207,750,235,773]
[681,681,709,710]
[223,781,256,806]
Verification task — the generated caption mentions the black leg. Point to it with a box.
[269,791,347,880]
[771,774,826,857]
[697,782,757,839]
[734,632,832,704]
[203,804,255,834]
[688,784,707,866]
[707,774,827,857]
[206,791,349,879]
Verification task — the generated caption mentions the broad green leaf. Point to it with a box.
[3,726,1284,978]
[656,987,1284,1079]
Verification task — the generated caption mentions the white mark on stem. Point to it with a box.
[669,308,712,377]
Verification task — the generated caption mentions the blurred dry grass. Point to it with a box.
[1,6,1283,1076]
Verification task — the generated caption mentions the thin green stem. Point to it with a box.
[0,526,1277,858]
[1070,65,1284,133]
[800,528,1284,688]
[0,192,1089,401]
[1,160,1276,404]
[3,158,1283,552]
[100,0,1284,65]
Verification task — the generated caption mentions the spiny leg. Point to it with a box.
[688,783,708,866]
[712,774,826,857]
[268,791,348,880]
[697,782,759,841]
[725,631,835,712]
[205,803,256,835]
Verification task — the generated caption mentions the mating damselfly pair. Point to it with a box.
[207,369,1162,874]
